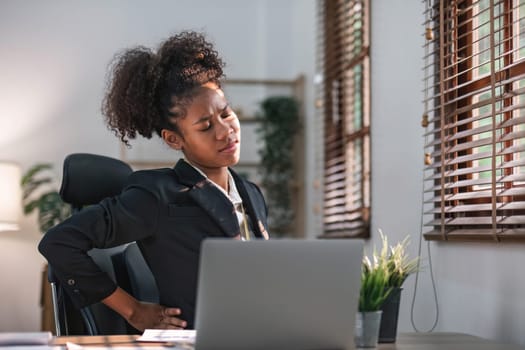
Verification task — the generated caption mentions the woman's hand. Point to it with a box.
[127,302,187,331]
[102,287,187,331]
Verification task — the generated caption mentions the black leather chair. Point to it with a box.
[47,153,157,335]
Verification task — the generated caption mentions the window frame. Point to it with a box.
[318,0,371,239]
[423,0,525,242]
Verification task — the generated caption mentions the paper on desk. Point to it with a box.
[137,329,196,343]
[0,347,62,350]
[66,343,190,350]
[0,332,52,346]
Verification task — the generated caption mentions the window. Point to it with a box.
[423,0,525,241]
[318,0,371,238]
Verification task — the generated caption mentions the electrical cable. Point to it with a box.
[409,176,439,332]
[410,0,440,333]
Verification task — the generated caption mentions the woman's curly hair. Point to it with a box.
[102,31,225,145]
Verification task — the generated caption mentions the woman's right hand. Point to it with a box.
[102,287,187,332]
[127,302,187,331]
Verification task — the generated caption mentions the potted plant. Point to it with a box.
[355,230,420,347]
[355,251,393,348]
[22,163,70,232]
[374,229,420,343]
[21,163,70,332]
[255,96,300,236]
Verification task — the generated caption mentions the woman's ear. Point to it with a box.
[161,129,183,150]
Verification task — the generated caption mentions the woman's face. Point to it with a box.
[163,82,241,172]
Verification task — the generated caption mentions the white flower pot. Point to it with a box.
[354,310,383,348]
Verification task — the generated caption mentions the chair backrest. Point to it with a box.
[48,153,137,335]
[60,153,133,210]
[123,242,159,304]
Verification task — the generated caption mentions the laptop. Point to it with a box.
[194,239,364,350]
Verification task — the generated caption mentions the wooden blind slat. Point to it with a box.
[322,0,371,238]
[422,0,525,241]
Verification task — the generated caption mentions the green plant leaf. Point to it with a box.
[359,229,421,310]
[22,178,53,200]
[20,163,70,233]
[21,163,53,186]
[37,192,70,232]
[23,199,41,215]
[359,266,393,311]
[255,96,300,234]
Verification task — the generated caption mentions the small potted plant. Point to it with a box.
[355,250,393,348]
[355,230,420,347]
[374,229,420,343]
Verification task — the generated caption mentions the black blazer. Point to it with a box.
[38,159,269,329]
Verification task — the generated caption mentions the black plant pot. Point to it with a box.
[378,287,402,343]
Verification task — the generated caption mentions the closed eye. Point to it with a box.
[221,104,235,119]
[196,105,234,131]
[200,122,212,131]
[221,108,237,121]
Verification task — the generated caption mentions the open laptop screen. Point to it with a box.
[195,239,364,350]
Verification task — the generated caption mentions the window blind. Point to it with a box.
[423,0,525,241]
[319,0,371,238]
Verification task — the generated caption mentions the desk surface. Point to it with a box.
[52,332,524,350]
[378,332,523,349]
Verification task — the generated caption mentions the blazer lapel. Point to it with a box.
[172,159,240,237]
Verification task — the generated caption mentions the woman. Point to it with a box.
[38,31,269,331]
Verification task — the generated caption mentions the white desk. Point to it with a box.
[376,332,524,350]
[51,332,524,349]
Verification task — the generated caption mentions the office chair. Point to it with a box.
[47,153,149,335]
[123,242,159,304]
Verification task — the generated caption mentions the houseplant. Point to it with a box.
[355,230,420,346]
[355,252,393,348]
[255,96,300,235]
[22,163,70,232]
[374,229,420,343]
[21,163,70,332]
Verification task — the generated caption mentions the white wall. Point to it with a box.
[0,0,316,331]
[371,1,525,346]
